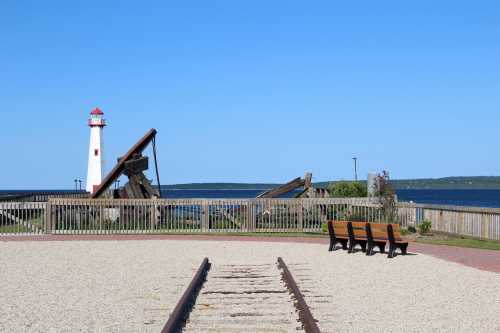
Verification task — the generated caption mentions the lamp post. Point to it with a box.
[352,157,358,182]
[74,179,78,191]
[78,180,82,191]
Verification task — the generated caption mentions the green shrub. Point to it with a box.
[419,220,432,235]
[322,222,328,233]
[407,226,417,233]
[328,181,367,198]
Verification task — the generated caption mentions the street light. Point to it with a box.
[352,157,358,182]
[74,179,78,191]
[78,180,82,191]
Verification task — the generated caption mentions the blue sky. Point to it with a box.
[1,1,499,189]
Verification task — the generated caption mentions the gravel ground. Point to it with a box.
[289,246,500,333]
[0,241,201,332]
[1,240,499,332]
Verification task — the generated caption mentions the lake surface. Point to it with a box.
[395,189,500,208]
[162,189,500,208]
[1,189,499,208]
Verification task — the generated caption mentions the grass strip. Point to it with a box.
[416,237,500,251]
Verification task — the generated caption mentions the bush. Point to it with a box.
[328,181,367,198]
[322,222,328,233]
[407,225,417,233]
[419,220,432,235]
[373,171,398,223]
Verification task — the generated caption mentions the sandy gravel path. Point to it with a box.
[1,240,499,332]
[293,246,500,333]
[3,234,500,274]
[0,241,201,332]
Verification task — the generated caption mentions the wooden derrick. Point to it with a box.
[257,173,312,198]
[91,129,160,199]
[296,187,330,199]
[257,172,329,199]
[250,172,330,229]
[115,155,159,199]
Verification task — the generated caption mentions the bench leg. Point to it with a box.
[400,244,408,255]
[348,242,354,254]
[328,240,335,251]
[341,240,348,250]
[366,243,372,256]
[388,245,395,259]
[377,242,386,254]
[360,241,367,253]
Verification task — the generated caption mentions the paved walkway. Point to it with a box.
[2,234,499,274]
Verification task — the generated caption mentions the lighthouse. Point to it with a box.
[86,107,106,193]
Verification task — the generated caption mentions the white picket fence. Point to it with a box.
[2,198,378,235]
[1,198,500,241]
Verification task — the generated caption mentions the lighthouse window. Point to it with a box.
[94,149,99,156]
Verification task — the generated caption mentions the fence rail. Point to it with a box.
[1,198,500,241]
[398,202,500,241]
[0,202,47,235]
[44,197,381,234]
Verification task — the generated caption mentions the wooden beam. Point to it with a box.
[257,177,305,198]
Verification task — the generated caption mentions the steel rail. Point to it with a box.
[277,257,321,333]
[161,257,211,333]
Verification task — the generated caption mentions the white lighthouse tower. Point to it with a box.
[86,107,106,193]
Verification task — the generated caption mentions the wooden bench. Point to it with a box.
[347,222,367,253]
[387,224,409,258]
[327,221,349,251]
[365,223,388,256]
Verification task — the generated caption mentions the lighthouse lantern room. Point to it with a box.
[86,107,106,193]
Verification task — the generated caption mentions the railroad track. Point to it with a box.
[162,257,320,333]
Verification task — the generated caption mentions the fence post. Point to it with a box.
[149,200,157,232]
[44,201,54,234]
[297,200,304,231]
[202,200,209,232]
[247,200,255,232]
[482,213,490,240]
[458,211,464,236]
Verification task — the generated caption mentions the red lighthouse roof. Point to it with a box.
[90,107,104,115]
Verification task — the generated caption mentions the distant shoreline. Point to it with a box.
[2,176,500,191]
[161,176,500,190]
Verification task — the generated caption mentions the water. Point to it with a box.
[2,189,499,208]
[161,189,291,199]
[396,189,500,208]
[161,189,500,208]
[0,190,85,199]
